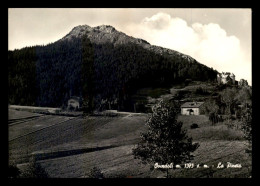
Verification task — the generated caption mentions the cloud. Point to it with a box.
[142,12,172,30]
[121,12,251,85]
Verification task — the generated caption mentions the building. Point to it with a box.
[67,96,81,111]
[238,79,248,87]
[181,102,204,115]
[217,72,235,85]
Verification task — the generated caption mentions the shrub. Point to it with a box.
[195,87,209,95]
[19,156,49,178]
[8,164,21,178]
[89,167,104,179]
[190,123,199,129]
[184,79,192,86]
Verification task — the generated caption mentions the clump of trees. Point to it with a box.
[201,86,251,125]
[209,112,223,125]
[132,100,199,178]
[241,104,252,157]
[200,98,222,125]
[220,87,238,116]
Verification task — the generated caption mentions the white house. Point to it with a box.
[181,102,204,115]
[67,96,81,110]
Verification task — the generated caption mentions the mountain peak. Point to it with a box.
[61,24,196,64]
[94,25,116,33]
[72,24,91,31]
[61,24,150,46]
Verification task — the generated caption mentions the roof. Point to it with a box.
[68,96,81,101]
[181,102,204,108]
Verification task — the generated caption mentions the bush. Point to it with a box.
[8,164,21,178]
[68,104,74,111]
[190,123,199,129]
[195,87,209,95]
[184,79,192,86]
[19,156,49,178]
[89,167,104,179]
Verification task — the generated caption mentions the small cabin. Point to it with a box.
[67,96,81,111]
[181,102,204,115]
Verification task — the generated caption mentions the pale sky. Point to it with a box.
[8,8,252,85]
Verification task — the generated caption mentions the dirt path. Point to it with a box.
[103,110,144,118]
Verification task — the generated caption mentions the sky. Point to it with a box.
[8,8,252,85]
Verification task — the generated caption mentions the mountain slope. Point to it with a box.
[61,25,196,63]
[8,25,218,111]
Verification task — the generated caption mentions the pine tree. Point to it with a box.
[81,35,95,114]
[132,100,199,178]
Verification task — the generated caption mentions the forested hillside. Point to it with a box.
[8,25,218,112]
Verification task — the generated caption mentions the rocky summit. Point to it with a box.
[61,24,196,63]
[61,25,149,46]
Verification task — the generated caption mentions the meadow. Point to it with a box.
[9,108,251,178]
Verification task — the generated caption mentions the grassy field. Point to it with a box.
[9,108,251,178]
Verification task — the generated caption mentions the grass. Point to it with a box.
[17,140,250,178]
[8,115,73,141]
[178,115,244,141]
[188,124,244,141]
[134,87,170,99]
[178,115,209,128]
[168,140,251,178]
[9,109,147,165]
[10,108,251,178]
[8,108,42,120]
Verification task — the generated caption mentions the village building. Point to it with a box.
[67,96,81,111]
[181,102,204,115]
[217,72,235,85]
[238,79,248,87]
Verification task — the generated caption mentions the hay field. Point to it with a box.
[9,109,251,178]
